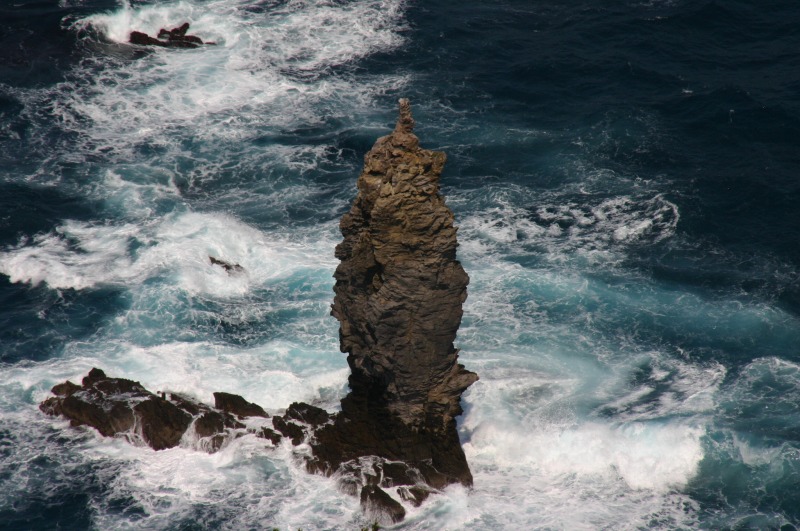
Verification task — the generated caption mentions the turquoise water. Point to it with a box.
[1,0,799,529]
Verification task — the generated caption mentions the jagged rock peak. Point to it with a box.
[322,98,478,491]
[394,97,415,134]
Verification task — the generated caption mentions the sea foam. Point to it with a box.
[0,211,337,294]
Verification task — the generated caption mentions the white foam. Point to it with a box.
[465,419,703,490]
[457,363,706,492]
[457,185,679,269]
[1,333,354,528]
[81,433,361,530]
[0,219,134,290]
[28,340,345,410]
[61,0,407,152]
[0,211,338,296]
[599,355,727,420]
[732,434,784,468]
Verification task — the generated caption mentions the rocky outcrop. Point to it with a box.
[40,369,259,452]
[214,391,267,417]
[304,98,478,502]
[129,23,215,49]
[361,485,406,524]
[209,256,245,274]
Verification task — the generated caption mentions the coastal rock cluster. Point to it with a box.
[40,100,476,524]
[129,22,214,49]
[40,368,274,452]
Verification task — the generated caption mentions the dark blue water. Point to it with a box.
[1,0,799,529]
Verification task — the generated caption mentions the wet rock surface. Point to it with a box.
[361,485,406,524]
[209,256,245,274]
[41,368,251,452]
[129,22,214,49]
[214,391,267,418]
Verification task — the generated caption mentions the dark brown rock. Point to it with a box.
[213,391,267,417]
[306,99,477,494]
[284,402,330,426]
[360,485,406,525]
[40,369,246,452]
[40,368,192,450]
[397,485,432,507]
[379,461,419,488]
[51,381,80,397]
[194,411,241,438]
[272,415,305,445]
[192,410,244,451]
[82,367,107,386]
[129,31,168,47]
[39,397,64,417]
[167,392,205,416]
[255,427,283,445]
[165,22,190,38]
[129,23,212,49]
[132,396,194,450]
[209,256,245,274]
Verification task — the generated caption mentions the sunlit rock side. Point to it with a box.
[303,99,478,520]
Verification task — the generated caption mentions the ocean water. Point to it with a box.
[1,0,799,529]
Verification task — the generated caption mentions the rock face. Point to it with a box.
[308,99,478,491]
[361,485,406,524]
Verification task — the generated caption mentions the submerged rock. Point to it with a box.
[209,256,245,274]
[361,485,406,524]
[271,414,306,445]
[255,426,283,445]
[397,485,433,507]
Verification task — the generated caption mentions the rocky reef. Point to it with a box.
[40,368,271,453]
[39,99,476,525]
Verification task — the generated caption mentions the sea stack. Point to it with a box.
[307,99,478,496]
[37,100,477,524]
